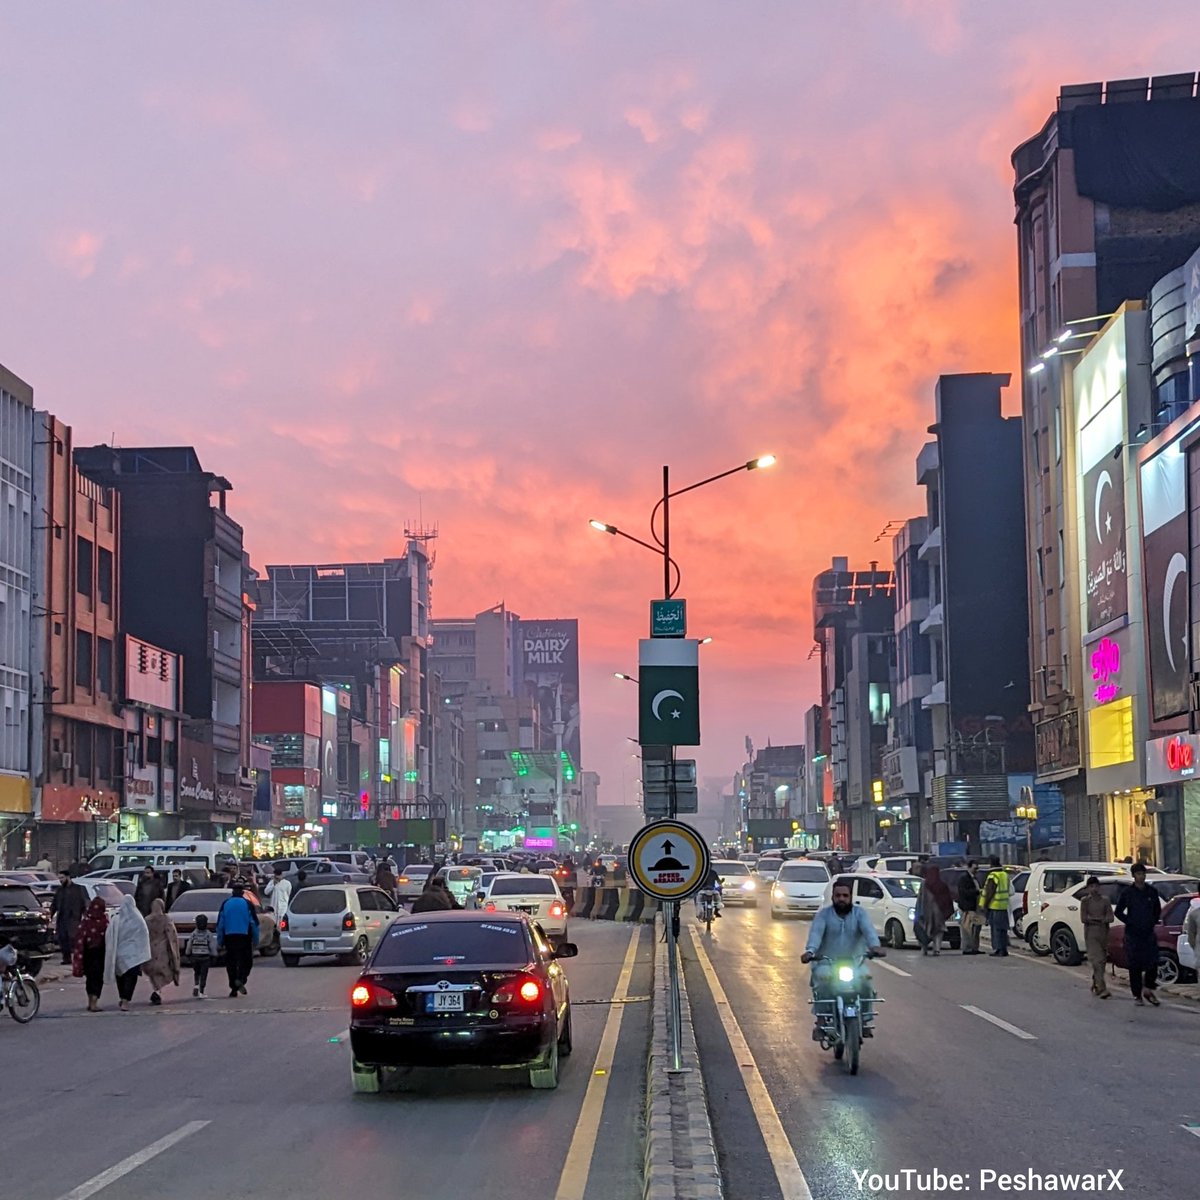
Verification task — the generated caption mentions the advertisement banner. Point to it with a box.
[1083,450,1127,630]
[1035,710,1081,777]
[518,619,581,773]
[1140,442,1190,720]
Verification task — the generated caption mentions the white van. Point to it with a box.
[87,839,237,875]
[1021,860,1163,954]
[319,850,375,873]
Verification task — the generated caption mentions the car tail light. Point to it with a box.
[342,913,356,931]
[492,974,543,1005]
[548,902,565,918]
[484,901,497,912]
[519,980,541,1003]
[1022,892,1028,915]
[351,982,396,1010]
[398,876,409,885]
[280,914,289,932]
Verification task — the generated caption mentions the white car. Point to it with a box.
[712,859,759,907]
[770,860,831,919]
[480,873,569,942]
[823,872,934,949]
[395,864,434,904]
[850,853,926,875]
[280,884,401,967]
[1030,873,1199,966]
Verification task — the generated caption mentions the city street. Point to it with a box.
[1,922,651,1200]
[684,903,1200,1200]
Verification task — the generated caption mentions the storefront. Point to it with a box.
[1143,732,1200,872]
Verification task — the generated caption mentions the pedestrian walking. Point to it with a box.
[188,914,216,998]
[1114,864,1162,1006]
[144,898,181,1006]
[164,869,191,910]
[104,895,151,1011]
[979,857,1012,956]
[264,866,292,918]
[374,859,397,899]
[72,896,109,1011]
[919,866,954,955]
[35,854,53,872]
[215,883,259,998]
[134,866,164,917]
[50,869,87,964]
[1080,876,1114,999]
[957,860,983,955]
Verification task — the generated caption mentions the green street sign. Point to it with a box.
[650,598,687,638]
[639,664,700,746]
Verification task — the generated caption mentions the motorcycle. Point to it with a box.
[696,885,721,933]
[809,954,880,1075]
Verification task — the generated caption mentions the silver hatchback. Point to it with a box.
[280,885,400,967]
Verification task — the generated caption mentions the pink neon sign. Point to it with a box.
[1091,637,1121,704]
[522,836,557,849]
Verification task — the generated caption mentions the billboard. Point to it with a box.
[518,619,581,775]
[1140,439,1189,720]
[1082,450,1127,629]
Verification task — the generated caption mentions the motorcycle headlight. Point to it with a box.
[837,965,855,983]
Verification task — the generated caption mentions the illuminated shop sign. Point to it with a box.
[1144,732,1200,785]
[1090,637,1122,704]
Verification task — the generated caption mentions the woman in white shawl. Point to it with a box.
[105,894,151,1011]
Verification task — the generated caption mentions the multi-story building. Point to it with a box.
[741,743,805,850]
[30,415,123,865]
[1013,74,1200,856]
[915,374,1034,852]
[800,705,829,847]
[811,558,895,853]
[76,445,255,838]
[0,364,35,857]
[121,635,184,841]
[884,516,933,851]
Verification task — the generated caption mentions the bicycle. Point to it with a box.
[0,945,41,1024]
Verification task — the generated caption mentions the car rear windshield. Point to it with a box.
[443,868,481,882]
[167,892,227,913]
[289,888,350,914]
[0,887,40,911]
[715,862,749,875]
[374,921,531,966]
[490,877,556,896]
[91,884,125,906]
[778,864,828,883]
[401,866,432,877]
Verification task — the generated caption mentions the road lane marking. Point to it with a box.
[873,960,911,977]
[554,924,641,1200]
[960,1004,1037,1040]
[1183,1124,1200,1139]
[688,927,813,1200]
[57,1120,210,1200]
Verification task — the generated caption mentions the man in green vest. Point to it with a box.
[979,856,1011,957]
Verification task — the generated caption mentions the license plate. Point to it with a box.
[428,993,464,1012]
[303,940,325,951]
[510,904,537,914]
[843,1006,857,1018]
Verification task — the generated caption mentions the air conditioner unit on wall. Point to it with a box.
[58,752,73,770]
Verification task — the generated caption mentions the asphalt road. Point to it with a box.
[3,920,651,1200]
[684,900,1200,1200]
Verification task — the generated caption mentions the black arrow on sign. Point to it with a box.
[661,839,674,854]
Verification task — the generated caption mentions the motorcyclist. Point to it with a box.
[698,864,724,918]
[801,879,885,1037]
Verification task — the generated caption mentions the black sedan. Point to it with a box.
[348,910,575,1092]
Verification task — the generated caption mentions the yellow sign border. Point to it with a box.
[629,819,711,900]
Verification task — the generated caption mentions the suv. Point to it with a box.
[1021,861,1165,955]
[1031,872,1196,965]
[0,884,56,975]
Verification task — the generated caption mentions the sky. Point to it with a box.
[3,2,1200,811]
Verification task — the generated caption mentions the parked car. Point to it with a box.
[395,863,435,904]
[825,872,960,950]
[348,911,576,1092]
[166,889,280,960]
[89,865,211,891]
[1108,893,1198,985]
[711,859,760,907]
[76,879,127,914]
[1034,873,1197,966]
[479,874,569,942]
[0,883,56,975]
[850,853,928,875]
[1022,861,1166,956]
[769,860,832,918]
[280,884,401,967]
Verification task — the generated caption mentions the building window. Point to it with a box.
[76,536,94,598]
[97,637,113,696]
[98,546,113,606]
[96,730,113,782]
[146,736,162,765]
[75,631,93,690]
[75,725,93,782]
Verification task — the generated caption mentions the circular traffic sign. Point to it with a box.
[628,819,711,902]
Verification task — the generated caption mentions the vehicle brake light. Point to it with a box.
[1022,892,1028,915]
[343,913,356,931]
[549,902,565,918]
[398,876,409,885]
[280,914,289,932]
[351,982,396,1009]
[351,985,371,1006]
[519,980,541,1002]
[485,901,497,912]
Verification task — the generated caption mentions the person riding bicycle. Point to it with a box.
[698,864,724,919]
[800,879,885,1037]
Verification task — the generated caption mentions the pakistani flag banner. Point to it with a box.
[638,637,700,746]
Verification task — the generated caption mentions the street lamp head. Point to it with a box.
[699,636,713,645]
[749,454,777,470]
[614,672,638,682]
[589,519,617,534]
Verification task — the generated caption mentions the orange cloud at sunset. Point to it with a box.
[4,2,1200,806]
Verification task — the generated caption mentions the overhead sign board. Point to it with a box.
[628,819,710,901]
[638,638,700,746]
[651,599,687,638]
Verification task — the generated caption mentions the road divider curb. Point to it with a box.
[643,913,723,1200]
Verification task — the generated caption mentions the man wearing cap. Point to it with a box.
[1114,863,1163,1006]
[1080,875,1114,999]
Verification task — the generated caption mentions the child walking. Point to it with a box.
[189,913,216,998]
